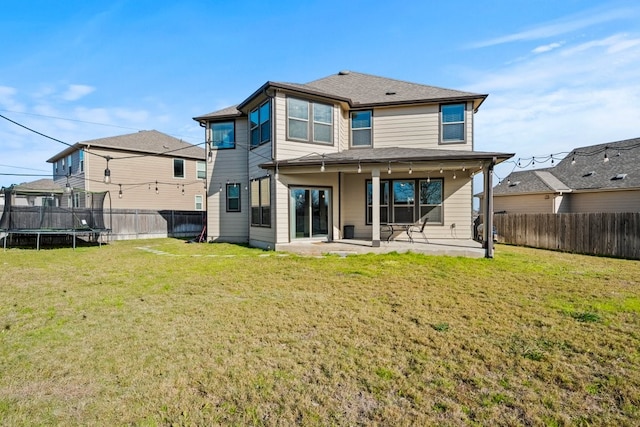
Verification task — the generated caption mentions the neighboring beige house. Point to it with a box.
[2,179,64,207]
[47,130,206,211]
[194,71,512,250]
[489,137,640,213]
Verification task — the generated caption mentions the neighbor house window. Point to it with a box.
[73,193,81,208]
[195,195,203,211]
[79,150,84,172]
[419,179,443,223]
[441,103,465,143]
[226,183,241,212]
[365,178,444,224]
[196,161,206,179]
[251,176,271,227]
[67,155,73,174]
[250,101,271,148]
[173,159,185,178]
[351,110,372,147]
[287,98,333,144]
[210,121,235,149]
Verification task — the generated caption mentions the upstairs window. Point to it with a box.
[173,159,185,178]
[287,98,333,144]
[351,110,372,147]
[441,103,465,143]
[250,101,271,148]
[210,121,235,149]
[196,161,206,179]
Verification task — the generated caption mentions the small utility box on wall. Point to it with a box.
[343,225,354,239]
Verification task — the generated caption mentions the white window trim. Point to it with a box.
[350,110,373,147]
[286,97,334,145]
[173,158,185,179]
[440,103,466,144]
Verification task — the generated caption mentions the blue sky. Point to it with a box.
[1,0,639,189]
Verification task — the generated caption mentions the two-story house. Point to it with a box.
[47,130,206,211]
[194,71,512,251]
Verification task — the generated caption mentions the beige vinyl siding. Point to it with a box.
[494,194,556,214]
[274,93,341,160]
[247,143,275,247]
[82,147,205,211]
[207,118,249,242]
[341,171,473,240]
[372,103,472,151]
[338,107,349,151]
[569,189,640,213]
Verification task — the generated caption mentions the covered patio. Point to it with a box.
[263,147,512,258]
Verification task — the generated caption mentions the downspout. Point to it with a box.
[337,171,342,241]
[483,157,496,258]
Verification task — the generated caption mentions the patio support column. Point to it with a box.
[371,168,380,247]
[483,158,496,259]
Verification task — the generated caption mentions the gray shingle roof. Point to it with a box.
[261,147,513,168]
[12,179,63,193]
[495,137,640,195]
[199,71,488,119]
[193,104,242,121]
[300,71,487,108]
[47,130,204,162]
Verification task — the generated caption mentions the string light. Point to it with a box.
[387,162,391,174]
[155,181,159,194]
[103,156,112,184]
[118,184,123,199]
[357,161,362,173]
[409,163,413,175]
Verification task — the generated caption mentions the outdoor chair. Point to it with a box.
[407,217,428,243]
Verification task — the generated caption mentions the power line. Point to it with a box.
[0,109,142,131]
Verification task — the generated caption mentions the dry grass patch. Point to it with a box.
[1,239,639,425]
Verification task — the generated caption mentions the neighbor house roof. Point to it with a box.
[10,179,63,193]
[261,147,513,169]
[196,71,488,121]
[490,137,640,197]
[47,130,205,162]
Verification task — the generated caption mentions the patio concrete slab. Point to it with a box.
[276,238,485,258]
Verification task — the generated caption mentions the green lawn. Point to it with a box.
[1,239,639,426]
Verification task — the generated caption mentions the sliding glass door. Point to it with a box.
[290,188,330,239]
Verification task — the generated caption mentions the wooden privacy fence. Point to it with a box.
[107,209,205,241]
[494,213,640,260]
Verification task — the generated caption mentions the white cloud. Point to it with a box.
[470,6,637,48]
[61,84,95,101]
[0,86,25,112]
[532,42,563,54]
[464,31,640,184]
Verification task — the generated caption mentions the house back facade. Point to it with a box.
[195,71,512,250]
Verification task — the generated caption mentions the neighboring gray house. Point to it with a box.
[194,70,513,250]
[489,137,640,213]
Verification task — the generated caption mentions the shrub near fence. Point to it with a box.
[494,212,640,260]
[107,209,205,241]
